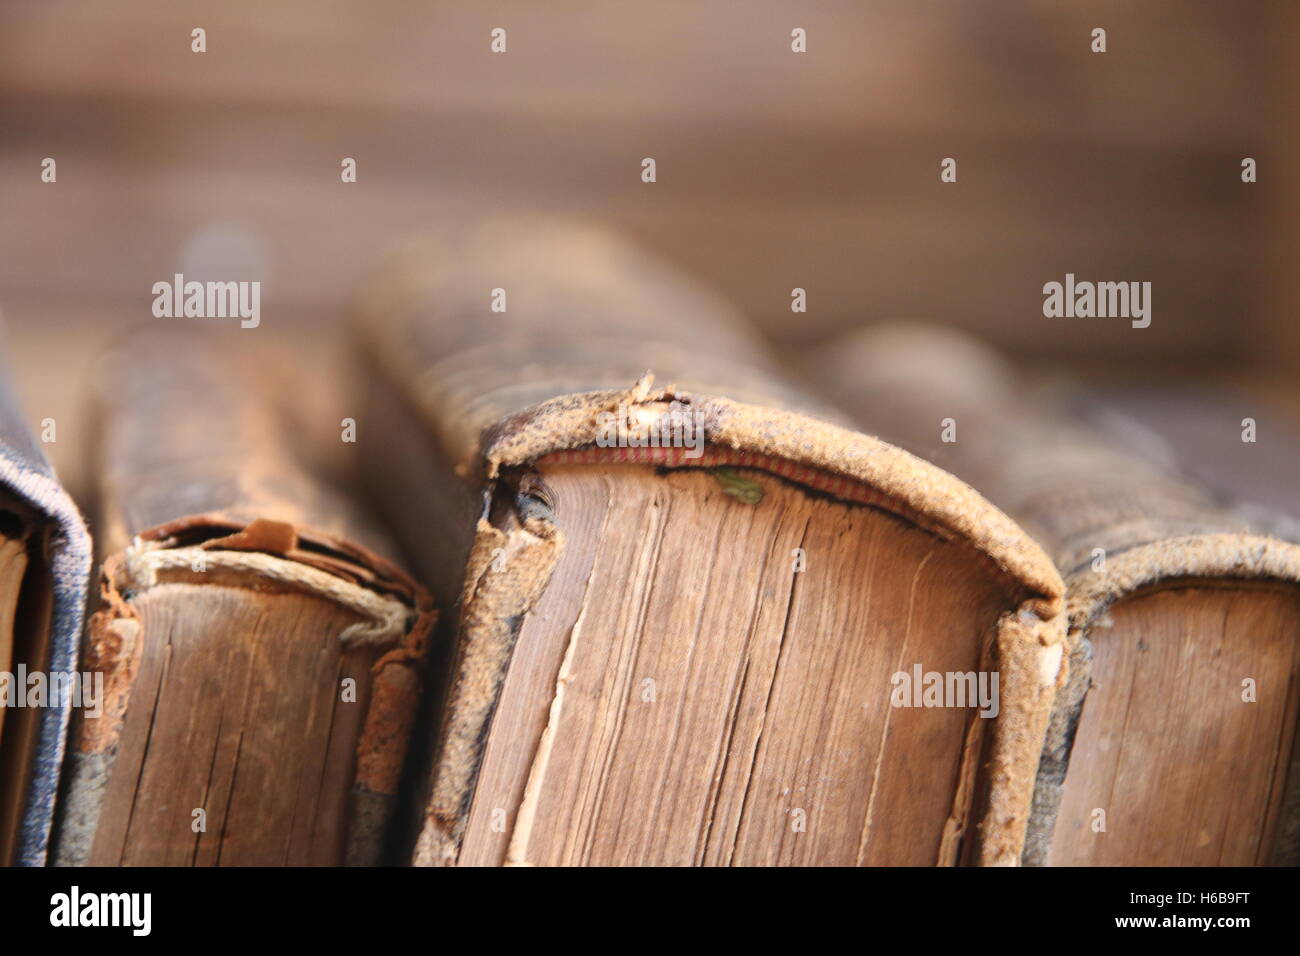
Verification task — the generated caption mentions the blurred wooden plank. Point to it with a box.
[0,0,1282,372]
[0,0,1276,149]
[0,151,1251,360]
[0,92,1261,209]
[1263,0,1300,373]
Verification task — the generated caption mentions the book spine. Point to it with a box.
[51,331,434,865]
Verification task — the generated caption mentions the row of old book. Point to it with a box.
[0,219,1296,867]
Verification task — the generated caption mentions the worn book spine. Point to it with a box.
[0,353,92,866]
[811,322,1300,864]
[356,219,1068,866]
[51,329,435,866]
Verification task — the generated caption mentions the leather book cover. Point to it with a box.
[51,328,435,866]
[814,323,1300,865]
[355,220,1067,866]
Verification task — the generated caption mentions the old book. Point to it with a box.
[812,322,1300,866]
[51,329,435,866]
[0,352,91,866]
[355,220,1066,866]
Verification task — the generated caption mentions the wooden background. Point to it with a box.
[0,0,1296,493]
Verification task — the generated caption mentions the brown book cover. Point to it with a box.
[51,328,435,866]
[355,220,1067,866]
[812,323,1300,865]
